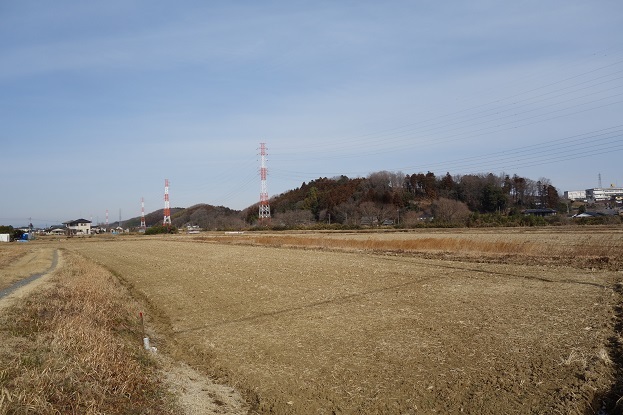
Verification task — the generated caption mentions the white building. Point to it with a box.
[63,218,92,235]
[585,187,623,202]
[564,190,586,201]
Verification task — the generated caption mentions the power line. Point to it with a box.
[272,54,623,155]
[269,125,623,181]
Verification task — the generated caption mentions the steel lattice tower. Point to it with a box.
[140,197,146,228]
[258,143,271,222]
[105,209,109,228]
[163,179,172,225]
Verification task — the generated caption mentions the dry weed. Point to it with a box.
[597,348,613,366]
[199,228,623,269]
[0,245,29,269]
[560,349,588,368]
[0,251,177,415]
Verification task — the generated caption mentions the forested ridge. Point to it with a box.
[115,170,565,229]
[248,170,562,227]
[103,170,619,230]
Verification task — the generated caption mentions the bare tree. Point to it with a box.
[335,201,358,225]
[388,171,405,188]
[274,210,315,227]
[431,198,471,224]
[368,171,392,189]
[401,210,424,226]
[358,201,383,225]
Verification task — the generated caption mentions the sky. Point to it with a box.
[1,1,622,227]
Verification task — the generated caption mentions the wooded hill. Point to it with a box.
[114,204,243,230]
[244,171,562,227]
[116,170,565,230]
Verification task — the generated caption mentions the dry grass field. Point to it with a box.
[0,249,182,414]
[58,227,623,414]
[197,227,623,269]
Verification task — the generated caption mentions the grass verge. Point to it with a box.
[0,250,178,415]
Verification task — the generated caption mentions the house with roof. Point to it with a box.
[63,218,92,235]
[522,208,557,216]
[573,210,618,218]
[47,228,66,236]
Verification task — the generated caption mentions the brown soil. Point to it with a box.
[0,243,248,415]
[64,230,623,414]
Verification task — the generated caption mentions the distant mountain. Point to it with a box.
[113,204,243,230]
[170,203,244,229]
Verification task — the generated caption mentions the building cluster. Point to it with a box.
[564,186,623,203]
[15,219,128,237]
[59,219,129,235]
[563,185,623,218]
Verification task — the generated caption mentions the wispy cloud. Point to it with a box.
[1,1,622,224]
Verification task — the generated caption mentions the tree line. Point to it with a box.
[248,171,564,227]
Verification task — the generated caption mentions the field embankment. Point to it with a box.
[196,227,623,269]
[65,229,623,414]
[0,248,179,414]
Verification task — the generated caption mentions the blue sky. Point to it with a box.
[1,1,622,227]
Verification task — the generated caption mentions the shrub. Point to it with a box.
[144,225,178,235]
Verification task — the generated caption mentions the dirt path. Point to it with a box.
[158,357,251,415]
[0,248,59,310]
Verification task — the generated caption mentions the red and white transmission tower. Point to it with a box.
[258,142,271,222]
[163,179,171,225]
[140,197,146,228]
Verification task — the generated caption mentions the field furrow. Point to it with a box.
[67,234,621,414]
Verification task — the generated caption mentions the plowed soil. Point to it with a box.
[63,229,623,414]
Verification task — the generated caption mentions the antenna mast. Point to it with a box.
[140,197,146,229]
[258,142,271,223]
[163,179,172,225]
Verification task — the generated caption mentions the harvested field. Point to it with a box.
[197,227,623,269]
[65,228,623,414]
